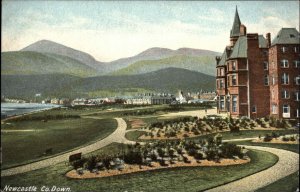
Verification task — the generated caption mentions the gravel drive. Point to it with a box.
[1,118,135,177]
[205,145,299,192]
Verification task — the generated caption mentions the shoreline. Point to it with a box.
[1,103,61,121]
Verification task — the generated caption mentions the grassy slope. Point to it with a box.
[110,55,216,76]
[1,144,278,192]
[1,118,117,168]
[1,51,97,77]
[1,68,215,99]
[1,74,81,99]
[74,67,216,93]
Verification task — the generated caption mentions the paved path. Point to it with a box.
[205,145,299,192]
[1,118,136,177]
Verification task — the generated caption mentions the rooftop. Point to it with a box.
[271,28,300,45]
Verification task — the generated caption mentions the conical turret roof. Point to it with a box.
[230,6,241,38]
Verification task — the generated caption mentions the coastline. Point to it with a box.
[1,103,61,121]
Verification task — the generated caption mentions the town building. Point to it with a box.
[125,93,175,105]
[216,7,299,119]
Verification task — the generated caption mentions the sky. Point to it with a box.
[2,1,299,62]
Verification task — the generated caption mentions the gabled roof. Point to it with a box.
[218,47,231,66]
[258,35,268,48]
[229,36,247,59]
[230,7,241,38]
[271,28,300,45]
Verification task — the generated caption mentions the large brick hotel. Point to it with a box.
[216,7,300,119]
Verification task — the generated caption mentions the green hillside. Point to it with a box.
[110,55,216,76]
[1,51,97,77]
[1,74,81,99]
[1,68,215,99]
[74,67,215,94]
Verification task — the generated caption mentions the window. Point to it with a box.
[232,96,238,112]
[227,76,230,87]
[295,92,300,101]
[272,76,276,85]
[220,68,225,76]
[283,104,290,113]
[232,62,236,71]
[220,96,225,110]
[281,47,287,53]
[296,109,299,118]
[232,75,237,86]
[281,73,289,84]
[295,46,299,53]
[294,60,300,68]
[295,76,300,85]
[272,104,277,114]
[263,62,268,70]
[263,50,268,56]
[220,79,224,88]
[264,75,269,86]
[281,90,290,99]
[280,59,289,68]
[252,106,257,113]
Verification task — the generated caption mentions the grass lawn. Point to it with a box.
[1,143,278,192]
[1,118,117,168]
[256,171,299,192]
[125,130,147,141]
[228,140,299,154]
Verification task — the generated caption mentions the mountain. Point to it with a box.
[101,47,220,74]
[1,74,81,99]
[1,51,97,77]
[18,40,220,75]
[110,55,216,76]
[1,68,215,99]
[21,40,104,70]
[70,67,216,94]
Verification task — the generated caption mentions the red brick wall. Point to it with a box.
[247,34,270,118]
[269,44,300,118]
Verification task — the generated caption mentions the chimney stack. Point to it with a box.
[240,24,247,36]
[266,33,271,48]
[216,56,221,65]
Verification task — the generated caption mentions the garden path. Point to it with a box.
[205,145,299,192]
[1,117,135,177]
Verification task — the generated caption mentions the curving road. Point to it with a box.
[205,145,299,192]
[1,118,135,177]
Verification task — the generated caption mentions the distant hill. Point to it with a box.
[1,68,215,99]
[21,40,104,70]
[102,47,220,74]
[1,51,97,77]
[1,74,81,99]
[73,67,215,94]
[110,55,216,76]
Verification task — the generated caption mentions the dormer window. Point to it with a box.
[290,34,295,38]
